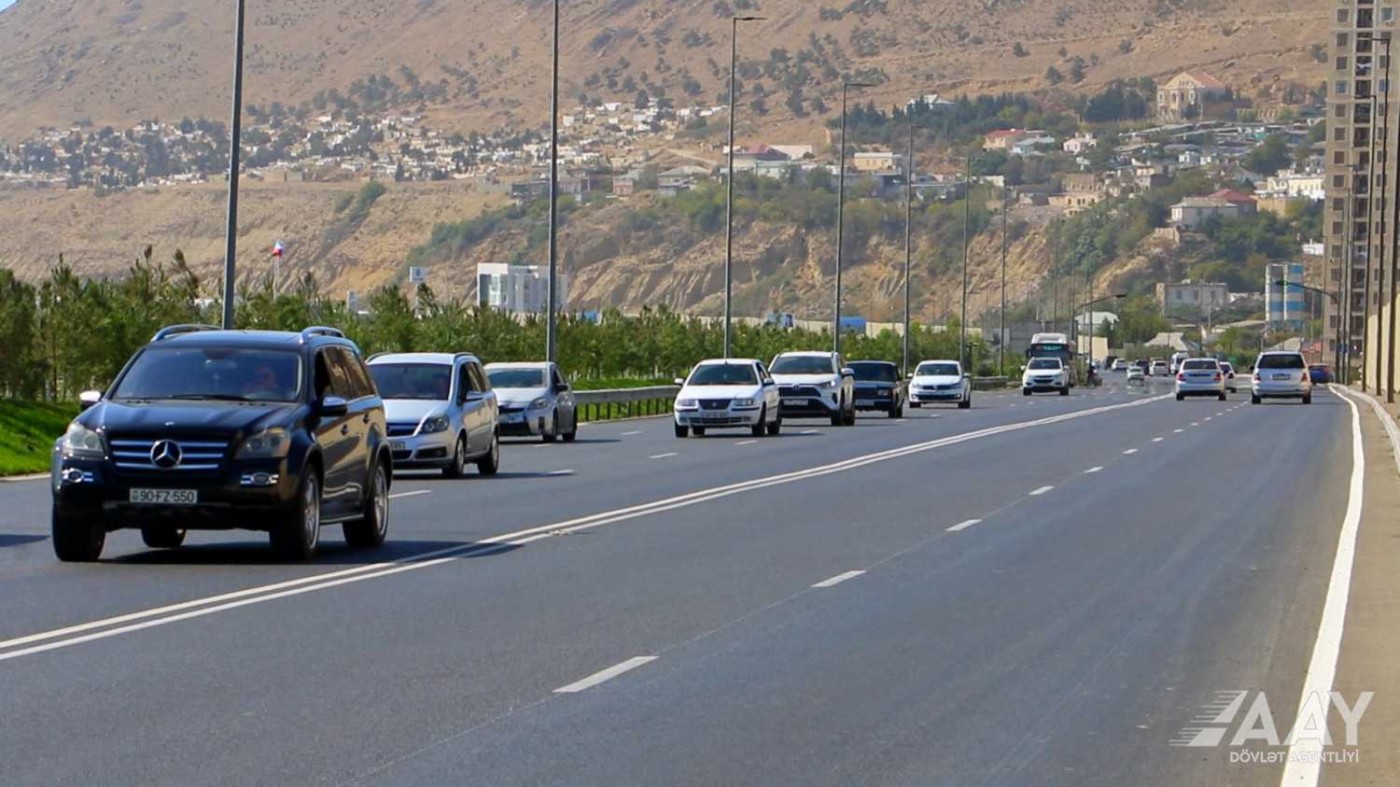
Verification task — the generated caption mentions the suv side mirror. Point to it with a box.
[320,395,349,417]
[840,368,855,378]
[78,390,103,411]
[674,377,686,386]
[762,378,775,386]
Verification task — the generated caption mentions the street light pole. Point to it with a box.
[834,81,873,354]
[220,0,247,330]
[960,153,971,371]
[545,0,561,365]
[723,15,763,359]
[1000,181,1008,374]
[1387,32,1400,403]
[904,124,916,377]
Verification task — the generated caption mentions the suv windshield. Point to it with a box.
[849,362,898,382]
[771,356,833,375]
[368,363,453,400]
[688,364,758,386]
[488,368,545,388]
[111,347,303,402]
[1028,359,1062,370]
[916,363,961,377]
[1258,354,1306,370]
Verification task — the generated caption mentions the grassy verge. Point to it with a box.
[0,400,75,476]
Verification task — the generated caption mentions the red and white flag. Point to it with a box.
[272,241,285,258]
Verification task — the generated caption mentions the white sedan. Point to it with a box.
[673,359,782,438]
[908,360,971,409]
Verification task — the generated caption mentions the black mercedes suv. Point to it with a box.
[50,325,393,562]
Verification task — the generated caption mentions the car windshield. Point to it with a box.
[488,368,545,388]
[916,363,961,377]
[849,362,898,382]
[1258,354,1306,370]
[368,363,453,400]
[1182,360,1217,370]
[111,347,303,402]
[688,363,758,386]
[770,355,833,375]
[1028,359,1061,370]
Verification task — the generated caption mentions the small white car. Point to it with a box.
[1022,357,1070,396]
[674,358,782,438]
[367,352,501,478]
[1175,357,1227,401]
[1150,360,1170,377]
[485,362,578,443]
[1111,359,1129,372]
[908,360,971,409]
[1219,361,1238,393]
[1125,365,1146,384]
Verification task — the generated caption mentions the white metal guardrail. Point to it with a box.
[573,386,680,422]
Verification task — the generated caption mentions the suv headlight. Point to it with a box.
[421,415,450,434]
[529,397,550,410]
[236,427,291,460]
[60,422,105,459]
[676,398,698,409]
[817,380,836,389]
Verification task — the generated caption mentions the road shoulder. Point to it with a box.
[1330,389,1400,785]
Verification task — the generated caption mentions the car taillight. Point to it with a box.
[1253,373,1261,382]
[1213,373,1222,381]
[1176,373,1186,381]
[1301,373,1309,383]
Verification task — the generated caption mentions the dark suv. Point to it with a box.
[50,325,393,562]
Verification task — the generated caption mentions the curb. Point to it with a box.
[1334,385,1400,478]
[0,473,48,483]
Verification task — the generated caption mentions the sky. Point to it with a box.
[0,1,14,11]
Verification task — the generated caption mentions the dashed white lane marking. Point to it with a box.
[1029,485,1055,496]
[1204,417,1213,422]
[1152,437,1165,443]
[1124,448,1139,455]
[947,519,983,533]
[622,430,644,436]
[548,470,576,477]
[801,430,821,435]
[1174,429,1185,434]
[554,656,658,694]
[649,452,679,460]
[388,490,431,500]
[1084,466,1104,474]
[735,440,758,446]
[812,570,866,589]
[1191,421,1200,426]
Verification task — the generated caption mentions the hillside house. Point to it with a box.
[1156,72,1229,120]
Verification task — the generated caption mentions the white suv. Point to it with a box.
[770,351,856,426]
[1251,351,1312,405]
[1022,357,1069,396]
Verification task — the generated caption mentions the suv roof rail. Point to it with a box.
[151,324,222,342]
[301,326,346,341]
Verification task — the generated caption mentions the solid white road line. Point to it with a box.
[1123,448,1139,455]
[1084,466,1103,474]
[1029,485,1054,496]
[811,570,866,588]
[0,392,1172,663]
[554,656,657,694]
[388,490,432,500]
[1280,388,1366,786]
[946,519,982,533]
[649,452,679,460]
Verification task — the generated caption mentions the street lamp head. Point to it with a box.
[733,15,765,21]
[844,81,878,89]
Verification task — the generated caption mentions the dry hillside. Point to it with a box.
[0,0,1327,141]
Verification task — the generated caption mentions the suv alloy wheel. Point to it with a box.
[271,473,321,561]
[345,460,389,549]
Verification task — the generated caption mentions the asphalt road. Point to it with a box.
[0,379,1358,786]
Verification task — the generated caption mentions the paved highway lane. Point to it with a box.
[0,383,1357,785]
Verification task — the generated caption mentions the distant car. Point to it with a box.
[1308,364,1333,385]
[1252,351,1312,405]
[673,358,781,438]
[1150,360,1169,377]
[848,360,906,418]
[1134,359,1150,373]
[1022,357,1070,396]
[908,360,971,409]
[367,352,501,478]
[1125,365,1146,383]
[770,351,856,426]
[1220,361,1239,393]
[1111,359,1129,372]
[485,362,578,443]
[1175,358,1227,401]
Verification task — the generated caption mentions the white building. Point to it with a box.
[477,263,570,315]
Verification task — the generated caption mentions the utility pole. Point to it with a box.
[903,124,916,377]
[960,153,972,371]
[220,0,247,330]
[1363,90,1380,391]
[723,14,763,359]
[1376,35,1393,399]
[545,0,561,364]
[1000,181,1009,374]
[834,81,874,354]
[1388,31,1400,403]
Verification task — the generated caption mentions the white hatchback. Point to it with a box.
[674,359,782,438]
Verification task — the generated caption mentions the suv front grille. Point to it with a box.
[780,386,822,398]
[109,436,229,473]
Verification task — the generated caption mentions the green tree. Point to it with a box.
[1242,134,1292,176]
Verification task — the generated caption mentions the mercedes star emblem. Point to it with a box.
[150,440,183,469]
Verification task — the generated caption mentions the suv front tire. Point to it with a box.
[344,460,390,549]
[271,473,322,561]
[52,510,105,563]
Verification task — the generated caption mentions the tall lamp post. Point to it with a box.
[999,181,1009,374]
[903,122,933,377]
[833,80,875,354]
[1387,31,1400,403]
[722,14,765,358]
[220,0,247,329]
[959,152,974,371]
[545,0,562,364]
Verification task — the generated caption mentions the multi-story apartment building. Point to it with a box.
[1325,0,1397,375]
